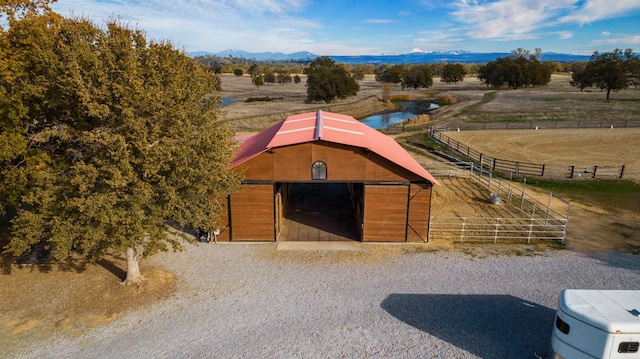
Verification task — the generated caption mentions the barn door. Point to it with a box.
[406,183,432,242]
[362,184,408,242]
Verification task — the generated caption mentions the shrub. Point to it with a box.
[390,94,414,102]
[435,94,457,105]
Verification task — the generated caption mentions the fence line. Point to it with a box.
[430,129,635,180]
[424,161,570,244]
[428,217,568,243]
[433,120,640,131]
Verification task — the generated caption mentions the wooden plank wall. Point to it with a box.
[229,184,274,241]
[407,183,432,242]
[363,185,408,242]
[239,142,418,182]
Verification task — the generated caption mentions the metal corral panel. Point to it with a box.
[230,184,274,241]
[407,183,432,242]
[363,185,409,242]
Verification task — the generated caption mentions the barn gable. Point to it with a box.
[218,110,438,243]
[233,110,439,185]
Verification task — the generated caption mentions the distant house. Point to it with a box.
[215,110,439,242]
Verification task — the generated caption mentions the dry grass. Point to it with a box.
[444,128,640,166]
[429,74,640,124]
[218,74,413,132]
[0,255,176,355]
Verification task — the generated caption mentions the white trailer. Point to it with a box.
[550,290,640,359]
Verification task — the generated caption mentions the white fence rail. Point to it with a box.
[423,162,570,244]
[428,217,568,243]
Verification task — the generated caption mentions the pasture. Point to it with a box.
[442,128,640,168]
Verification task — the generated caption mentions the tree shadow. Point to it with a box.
[1,235,91,275]
[380,294,555,359]
[96,257,126,281]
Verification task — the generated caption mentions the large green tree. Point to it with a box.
[441,63,467,84]
[304,56,359,103]
[374,64,404,85]
[401,64,433,89]
[1,1,241,285]
[478,49,552,89]
[570,49,639,100]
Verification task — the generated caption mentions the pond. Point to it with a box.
[361,101,439,129]
[220,97,235,107]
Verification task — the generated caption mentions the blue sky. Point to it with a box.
[51,0,640,56]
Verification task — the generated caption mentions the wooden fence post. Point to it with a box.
[569,166,575,178]
[592,166,597,179]
[541,164,545,177]
[620,165,626,179]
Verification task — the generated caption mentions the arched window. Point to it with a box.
[312,161,327,180]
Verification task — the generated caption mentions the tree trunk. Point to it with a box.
[122,246,145,286]
[606,87,612,100]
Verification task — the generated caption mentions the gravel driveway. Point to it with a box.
[17,243,640,359]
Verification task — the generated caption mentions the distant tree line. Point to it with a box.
[193,48,639,102]
[192,55,482,79]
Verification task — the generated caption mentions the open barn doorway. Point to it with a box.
[277,182,362,241]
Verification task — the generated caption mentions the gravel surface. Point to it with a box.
[15,243,640,359]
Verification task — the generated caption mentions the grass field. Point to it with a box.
[444,128,640,166]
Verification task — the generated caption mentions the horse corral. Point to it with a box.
[418,128,640,254]
[443,128,640,182]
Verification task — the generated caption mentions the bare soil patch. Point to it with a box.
[0,255,176,356]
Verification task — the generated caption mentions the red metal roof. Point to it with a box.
[232,110,439,185]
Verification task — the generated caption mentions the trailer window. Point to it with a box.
[555,316,570,335]
[618,342,639,353]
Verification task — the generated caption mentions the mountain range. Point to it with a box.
[190,49,592,64]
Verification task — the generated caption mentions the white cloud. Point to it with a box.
[602,31,612,37]
[592,35,640,46]
[450,0,575,40]
[51,0,329,53]
[412,29,465,52]
[559,0,640,24]
[558,31,573,39]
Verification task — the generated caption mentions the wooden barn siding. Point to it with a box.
[407,183,433,243]
[215,196,231,241]
[236,151,274,180]
[363,185,409,242]
[272,143,312,181]
[238,141,417,182]
[365,152,425,182]
[229,184,274,241]
[311,142,367,180]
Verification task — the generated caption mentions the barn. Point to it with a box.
[215,110,439,243]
